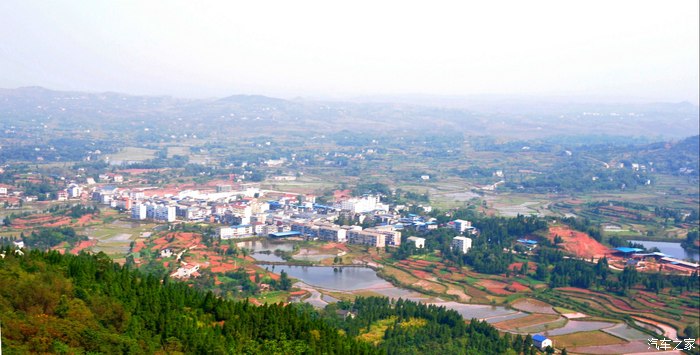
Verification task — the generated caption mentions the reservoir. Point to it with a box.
[272,265,387,291]
[274,265,522,321]
[629,240,699,261]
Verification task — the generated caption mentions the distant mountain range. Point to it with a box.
[1,86,697,139]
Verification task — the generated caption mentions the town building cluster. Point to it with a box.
[81,180,478,251]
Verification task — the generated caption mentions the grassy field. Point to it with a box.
[79,218,158,257]
[357,317,397,345]
[493,313,561,331]
[550,330,626,348]
[254,291,289,304]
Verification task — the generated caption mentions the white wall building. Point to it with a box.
[67,184,82,198]
[451,236,472,254]
[340,195,384,213]
[532,335,552,350]
[155,205,176,222]
[453,219,472,233]
[407,236,426,249]
[131,204,147,220]
[219,225,254,239]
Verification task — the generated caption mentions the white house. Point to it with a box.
[451,236,472,254]
[160,248,174,258]
[532,334,552,350]
[407,236,426,249]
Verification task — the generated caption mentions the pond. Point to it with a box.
[237,239,296,252]
[250,252,286,262]
[237,240,296,262]
[629,240,699,261]
[279,266,525,322]
[273,265,389,291]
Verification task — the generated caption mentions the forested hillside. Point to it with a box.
[0,248,377,354]
[0,248,527,354]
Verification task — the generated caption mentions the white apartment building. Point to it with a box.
[451,236,472,254]
[317,223,347,243]
[219,225,254,239]
[155,205,176,222]
[453,219,472,233]
[131,204,147,220]
[340,195,384,213]
[347,229,386,247]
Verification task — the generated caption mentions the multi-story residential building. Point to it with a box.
[216,185,233,193]
[291,222,320,238]
[340,195,382,213]
[317,223,347,243]
[452,219,472,233]
[230,203,252,218]
[155,205,176,222]
[114,197,132,210]
[347,229,386,247]
[366,226,401,246]
[56,191,68,201]
[451,236,472,254]
[67,184,81,198]
[131,204,147,220]
[219,225,254,239]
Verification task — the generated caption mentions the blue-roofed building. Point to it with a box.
[516,239,538,250]
[269,231,302,238]
[532,334,552,350]
[614,247,644,254]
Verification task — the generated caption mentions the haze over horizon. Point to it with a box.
[1,0,698,104]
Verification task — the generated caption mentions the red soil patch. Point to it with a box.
[132,241,146,253]
[211,264,236,273]
[321,242,349,252]
[411,270,432,279]
[608,298,636,312]
[289,290,307,296]
[477,279,513,295]
[557,287,642,313]
[11,214,74,229]
[71,239,97,254]
[75,214,97,226]
[43,217,72,228]
[333,189,352,200]
[556,287,594,294]
[635,296,666,309]
[508,262,538,273]
[508,282,530,292]
[548,225,611,259]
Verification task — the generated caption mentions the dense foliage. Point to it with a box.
[24,227,88,250]
[326,297,531,355]
[0,248,378,354]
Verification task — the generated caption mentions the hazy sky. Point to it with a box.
[1,1,698,102]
